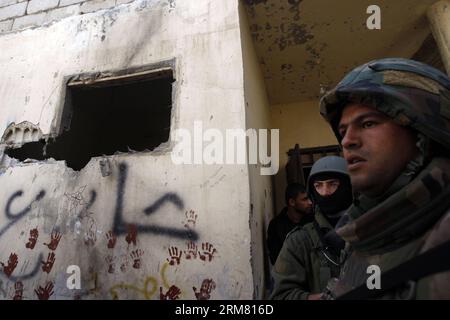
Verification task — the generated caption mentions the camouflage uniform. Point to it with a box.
[320,58,450,299]
[270,209,341,300]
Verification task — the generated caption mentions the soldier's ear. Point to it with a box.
[288,198,295,207]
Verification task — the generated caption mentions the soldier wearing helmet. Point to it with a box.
[270,156,352,300]
[320,58,450,300]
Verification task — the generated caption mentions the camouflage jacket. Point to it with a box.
[270,209,342,300]
[326,157,450,299]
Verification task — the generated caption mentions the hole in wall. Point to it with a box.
[5,68,175,171]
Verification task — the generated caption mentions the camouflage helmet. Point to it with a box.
[320,58,450,150]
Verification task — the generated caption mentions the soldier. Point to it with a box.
[270,156,352,300]
[319,58,450,299]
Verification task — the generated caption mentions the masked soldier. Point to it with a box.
[320,58,450,299]
[270,156,352,300]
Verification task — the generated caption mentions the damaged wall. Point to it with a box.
[0,0,254,300]
[239,2,273,299]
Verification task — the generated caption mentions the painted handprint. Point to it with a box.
[184,241,198,260]
[84,218,97,246]
[106,231,117,249]
[105,255,115,274]
[13,281,23,300]
[159,285,181,300]
[184,210,198,229]
[125,224,137,246]
[166,247,182,266]
[41,252,56,274]
[43,231,62,251]
[35,282,54,300]
[25,228,39,249]
[120,254,129,273]
[1,253,18,277]
[193,279,216,300]
[198,242,217,262]
[130,249,144,269]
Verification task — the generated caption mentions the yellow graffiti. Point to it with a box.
[161,262,170,289]
[109,276,158,300]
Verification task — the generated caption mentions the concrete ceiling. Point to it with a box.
[243,0,441,105]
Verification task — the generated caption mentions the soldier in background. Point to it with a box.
[270,156,352,300]
[320,58,450,299]
[267,183,313,266]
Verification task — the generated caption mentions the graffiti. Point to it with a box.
[1,253,18,277]
[144,193,184,215]
[131,249,144,269]
[64,186,96,219]
[1,190,45,237]
[184,241,198,260]
[125,224,137,246]
[106,230,117,249]
[41,252,56,274]
[35,282,54,300]
[193,279,216,300]
[43,230,62,251]
[83,217,97,246]
[7,253,43,281]
[110,276,158,300]
[0,161,200,289]
[166,247,182,266]
[105,255,115,274]
[160,262,170,289]
[183,210,197,229]
[167,242,218,264]
[199,242,217,262]
[120,254,129,273]
[160,285,181,300]
[25,228,39,249]
[0,191,46,280]
[13,281,23,300]
[113,163,198,241]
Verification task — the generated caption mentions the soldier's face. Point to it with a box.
[338,103,419,197]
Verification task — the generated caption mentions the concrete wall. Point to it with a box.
[239,2,272,299]
[270,100,338,215]
[0,0,254,300]
[0,0,134,34]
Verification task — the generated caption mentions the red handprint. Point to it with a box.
[105,255,115,274]
[184,210,198,228]
[1,253,18,277]
[120,254,129,273]
[184,241,198,260]
[130,249,144,269]
[35,282,54,300]
[198,242,217,262]
[43,231,62,251]
[166,247,182,266]
[125,224,137,246]
[41,252,56,273]
[25,228,39,249]
[159,285,181,300]
[13,281,23,300]
[193,279,216,300]
[106,231,117,249]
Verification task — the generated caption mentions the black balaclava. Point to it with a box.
[309,172,352,224]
